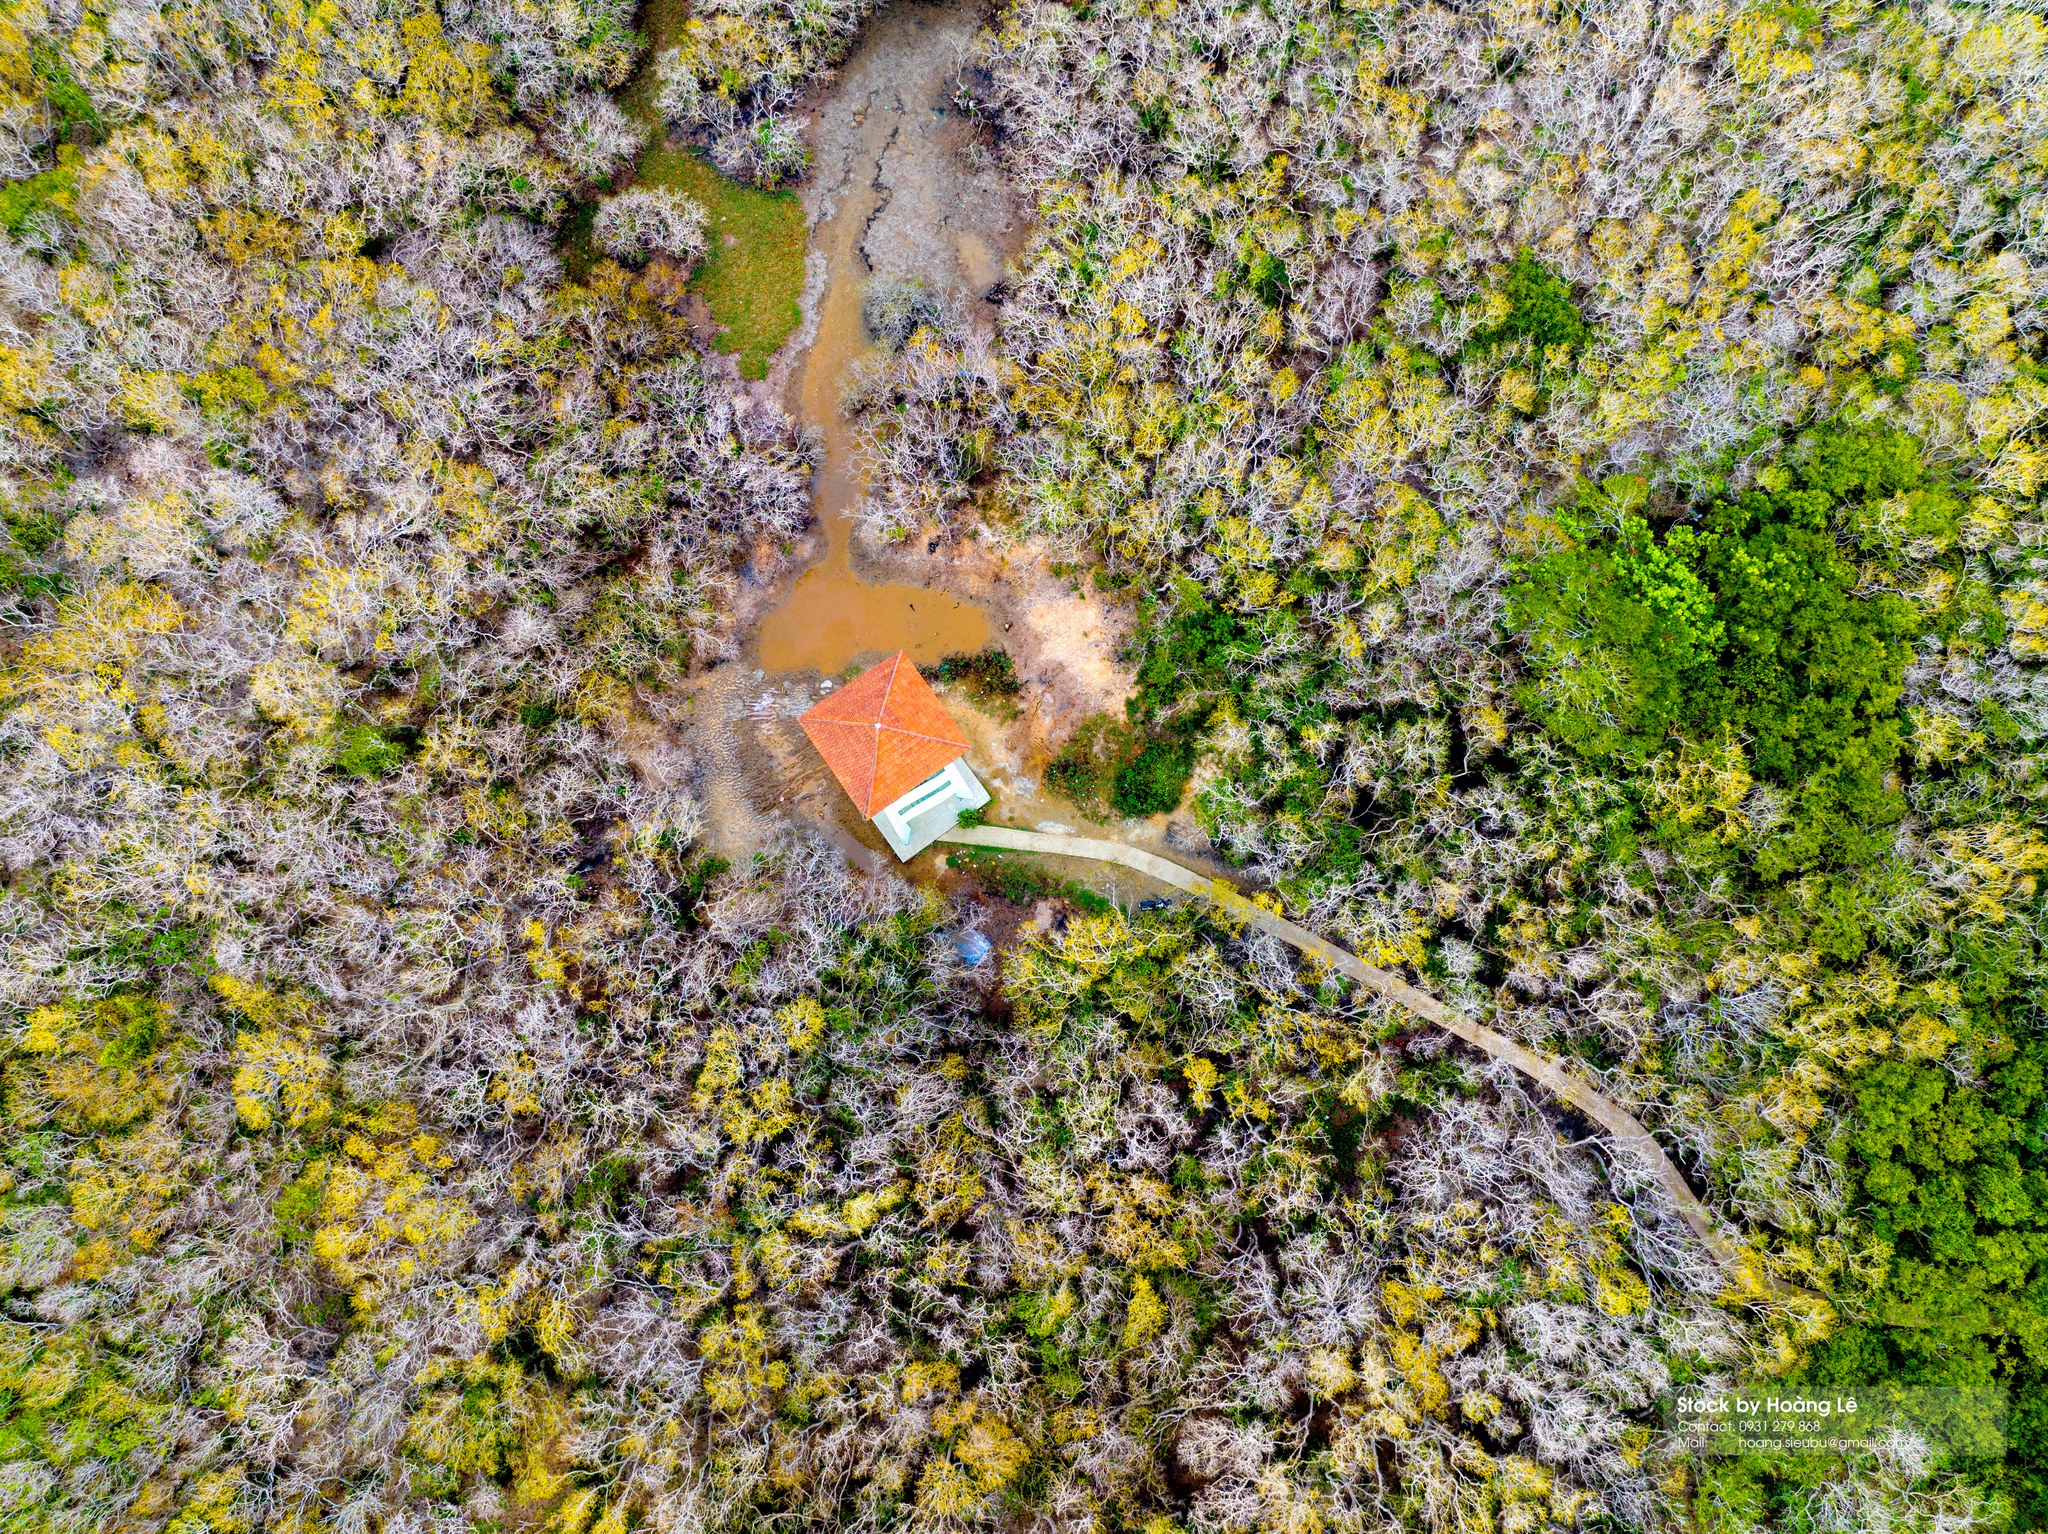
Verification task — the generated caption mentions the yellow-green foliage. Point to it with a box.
[217,975,333,1132]
[405,1355,570,1507]
[15,995,173,1134]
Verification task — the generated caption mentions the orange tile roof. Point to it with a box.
[798,652,970,817]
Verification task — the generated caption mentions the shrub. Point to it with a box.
[946,848,1112,912]
[1050,706,1195,820]
[1112,736,1192,817]
[592,186,707,267]
[1466,249,1589,360]
[1045,714,1134,814]
[330,723,409,779]
[863,276,958,349]
[926,647,1021,702]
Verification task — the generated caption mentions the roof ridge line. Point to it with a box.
[879,724,969,747]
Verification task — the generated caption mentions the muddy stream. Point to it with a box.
[644,0,1237,895]
[670,1,1013,867]
[751,5,999,672]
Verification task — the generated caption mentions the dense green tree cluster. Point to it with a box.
[1465,249,1590,367]
[1512,428,1965,872]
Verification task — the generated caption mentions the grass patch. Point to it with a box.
[637,146,805,379]
[559,198,600,278]
[328,722,414,779]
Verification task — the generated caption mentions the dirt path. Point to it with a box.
[939,823,1765,1282]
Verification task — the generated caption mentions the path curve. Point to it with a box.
[942,824,1750,1275]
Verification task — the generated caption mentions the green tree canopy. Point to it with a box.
[1510,428,1954,873]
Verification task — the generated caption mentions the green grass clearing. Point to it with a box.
[638,146,806,380]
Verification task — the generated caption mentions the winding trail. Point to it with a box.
[941,824,1752,1276]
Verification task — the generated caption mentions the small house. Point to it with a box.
[798,651,991,860]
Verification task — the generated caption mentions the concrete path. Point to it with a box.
[941,824,1750,1276]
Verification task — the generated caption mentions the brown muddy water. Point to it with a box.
[751,0,1011,675]
[751,229,989,672]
